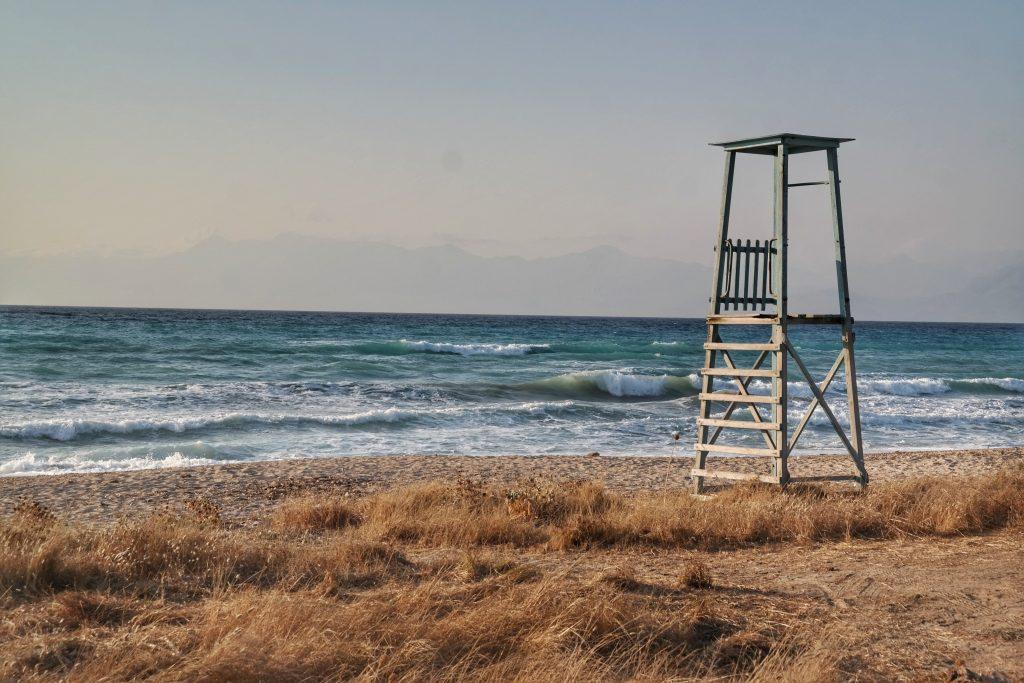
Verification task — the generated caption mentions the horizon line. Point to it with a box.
[2,303,1020,327]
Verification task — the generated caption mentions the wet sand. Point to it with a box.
[1,447,1020,524]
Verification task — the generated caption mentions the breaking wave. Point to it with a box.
[0,444,230,476]
[525,370,700,399]
[740,376,1024,398]
[0,402,577,442]
[850,376,1024,396]
[953,377,1024,393]
[858,377,951,396]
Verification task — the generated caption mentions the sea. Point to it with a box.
[1,306,1022,476]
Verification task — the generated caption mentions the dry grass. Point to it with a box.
[272,496,360,532]
[264,467,1024,551]
[1,467,1021,681]
[680,560,714,589]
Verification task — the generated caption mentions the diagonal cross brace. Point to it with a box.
[788,348,846,451]
[785,342,858,460]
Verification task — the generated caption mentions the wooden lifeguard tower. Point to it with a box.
[692,133,869,492]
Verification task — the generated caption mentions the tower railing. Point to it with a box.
[718,238,777,311]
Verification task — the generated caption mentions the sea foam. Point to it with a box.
[397,340,550,357]
[0,447,226,476]
[527,370,699,399]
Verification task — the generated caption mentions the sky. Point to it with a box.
[1,1,1022,311]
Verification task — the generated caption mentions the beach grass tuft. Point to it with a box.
[271,495,361,532]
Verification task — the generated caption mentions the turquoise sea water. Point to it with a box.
[1,306,1022,475]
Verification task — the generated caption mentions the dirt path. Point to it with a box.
[496,532,1024,680]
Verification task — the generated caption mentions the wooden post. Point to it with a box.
[693,151,735,494]
[772,143,790,484]
[826,148,868,487]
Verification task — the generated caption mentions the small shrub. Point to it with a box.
[183,498,222,527]
[457,550,537,583]
[12,499,57,524]
[272,496,361,532]
[681,561,714,589]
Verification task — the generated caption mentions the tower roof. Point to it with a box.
[710,133,853,155]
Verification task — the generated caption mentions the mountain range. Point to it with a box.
[1,235,1020,322]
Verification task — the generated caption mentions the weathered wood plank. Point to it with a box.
[706,315,777,325]
[701,367,777,378]
[692,440,778,456]
[732,243,741,310]
[742,239,751,309]
[698,418,780,431]
[690,468,781,484]
[751,240,762,310]
[699,392,777,404]
[704,342,780,351]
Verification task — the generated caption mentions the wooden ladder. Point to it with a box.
[694,329,788,485]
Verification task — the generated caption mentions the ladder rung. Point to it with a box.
[701,367,777,378]
[707,315,777,325]
[690,468,781,484]
[698,418,780,431]
[696,443,780,456]
[699,392,777,404]
[704,342,780,351]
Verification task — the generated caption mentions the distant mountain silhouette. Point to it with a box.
[0,236,710,317]
[1,235,1020,321]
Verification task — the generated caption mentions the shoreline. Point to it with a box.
[1,447,1020,524]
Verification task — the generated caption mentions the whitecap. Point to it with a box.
[859,377,951,396]
[397,339,549,357]
[527,370,698,399]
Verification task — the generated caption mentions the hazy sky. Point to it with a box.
[2,1,1022,271]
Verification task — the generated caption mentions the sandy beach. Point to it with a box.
[2,447,1020,524]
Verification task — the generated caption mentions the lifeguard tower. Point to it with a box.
[692,134,869,492]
